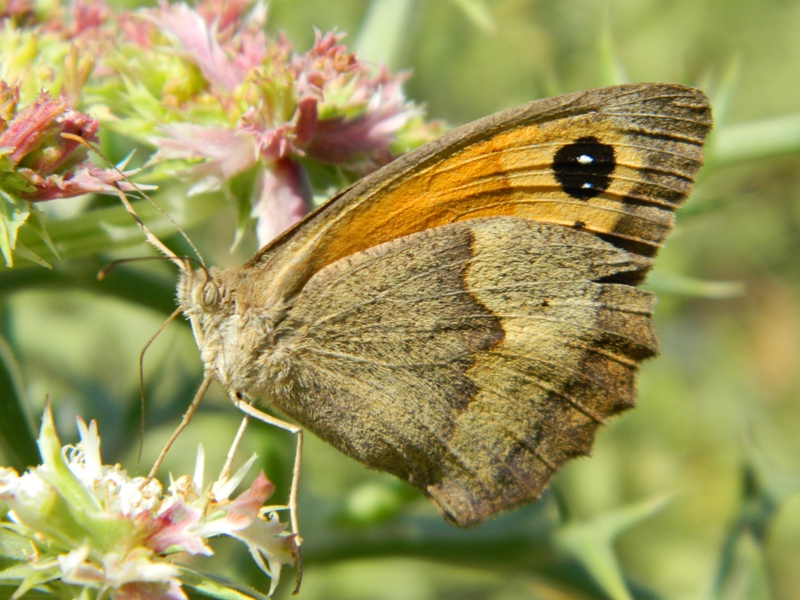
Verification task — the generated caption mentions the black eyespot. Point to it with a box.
[234,391,243,400]
[553,136,615,200]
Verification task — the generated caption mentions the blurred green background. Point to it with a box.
[2,0,800,598]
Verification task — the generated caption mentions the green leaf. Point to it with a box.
[355,0,416,68]
[555,496,672,600]
[0,586,60,600]
[7,187,227,269]
[645,272,746,299]
[10,243,52,268]
[447,0,496,33]
[179,565,272,600]
[598,12,629,86]
[228,167,259,252]
[713,530,773,600]
[0,192,30,267]
[706,58,742,129]
[0,526,35,570]
[25,206,59,261]
[0,528,60,600]
[710,112,800,168]
[0,335,39,470]
[711,451,794,600]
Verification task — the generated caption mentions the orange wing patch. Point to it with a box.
[251,84,710,292]
[309,113,688,274]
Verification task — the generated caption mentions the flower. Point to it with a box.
[127,2,436,246]
[0,82,143,266]
[0,402,296,599]
[0,87,132,202]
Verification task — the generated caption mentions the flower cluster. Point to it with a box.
[0,86,130,203]
[118,1,436,246]
[0,0,439,266]
[0,403,296,599]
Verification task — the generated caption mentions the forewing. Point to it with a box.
[249,83,711,292]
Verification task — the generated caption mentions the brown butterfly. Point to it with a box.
[141,83,712,529]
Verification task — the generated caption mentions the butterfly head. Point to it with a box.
[177,264,295,402]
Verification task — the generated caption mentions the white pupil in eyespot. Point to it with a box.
[577,154,593,164]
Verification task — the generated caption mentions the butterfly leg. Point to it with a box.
[230,396,304,593]
[218,413,251,481]
[148,374,213,479]
[229,396,304,543]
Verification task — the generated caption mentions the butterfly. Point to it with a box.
[144,83,712,528]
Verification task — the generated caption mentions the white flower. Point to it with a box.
[0,402,296,599]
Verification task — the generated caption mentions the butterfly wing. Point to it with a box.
[267,217,657,526]
[249,83,711,296]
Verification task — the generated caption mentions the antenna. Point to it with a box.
[60,133,206,269]
[62,133,213,473]
[96,255,211,282]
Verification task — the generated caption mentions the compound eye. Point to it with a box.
[200,281,220,310]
